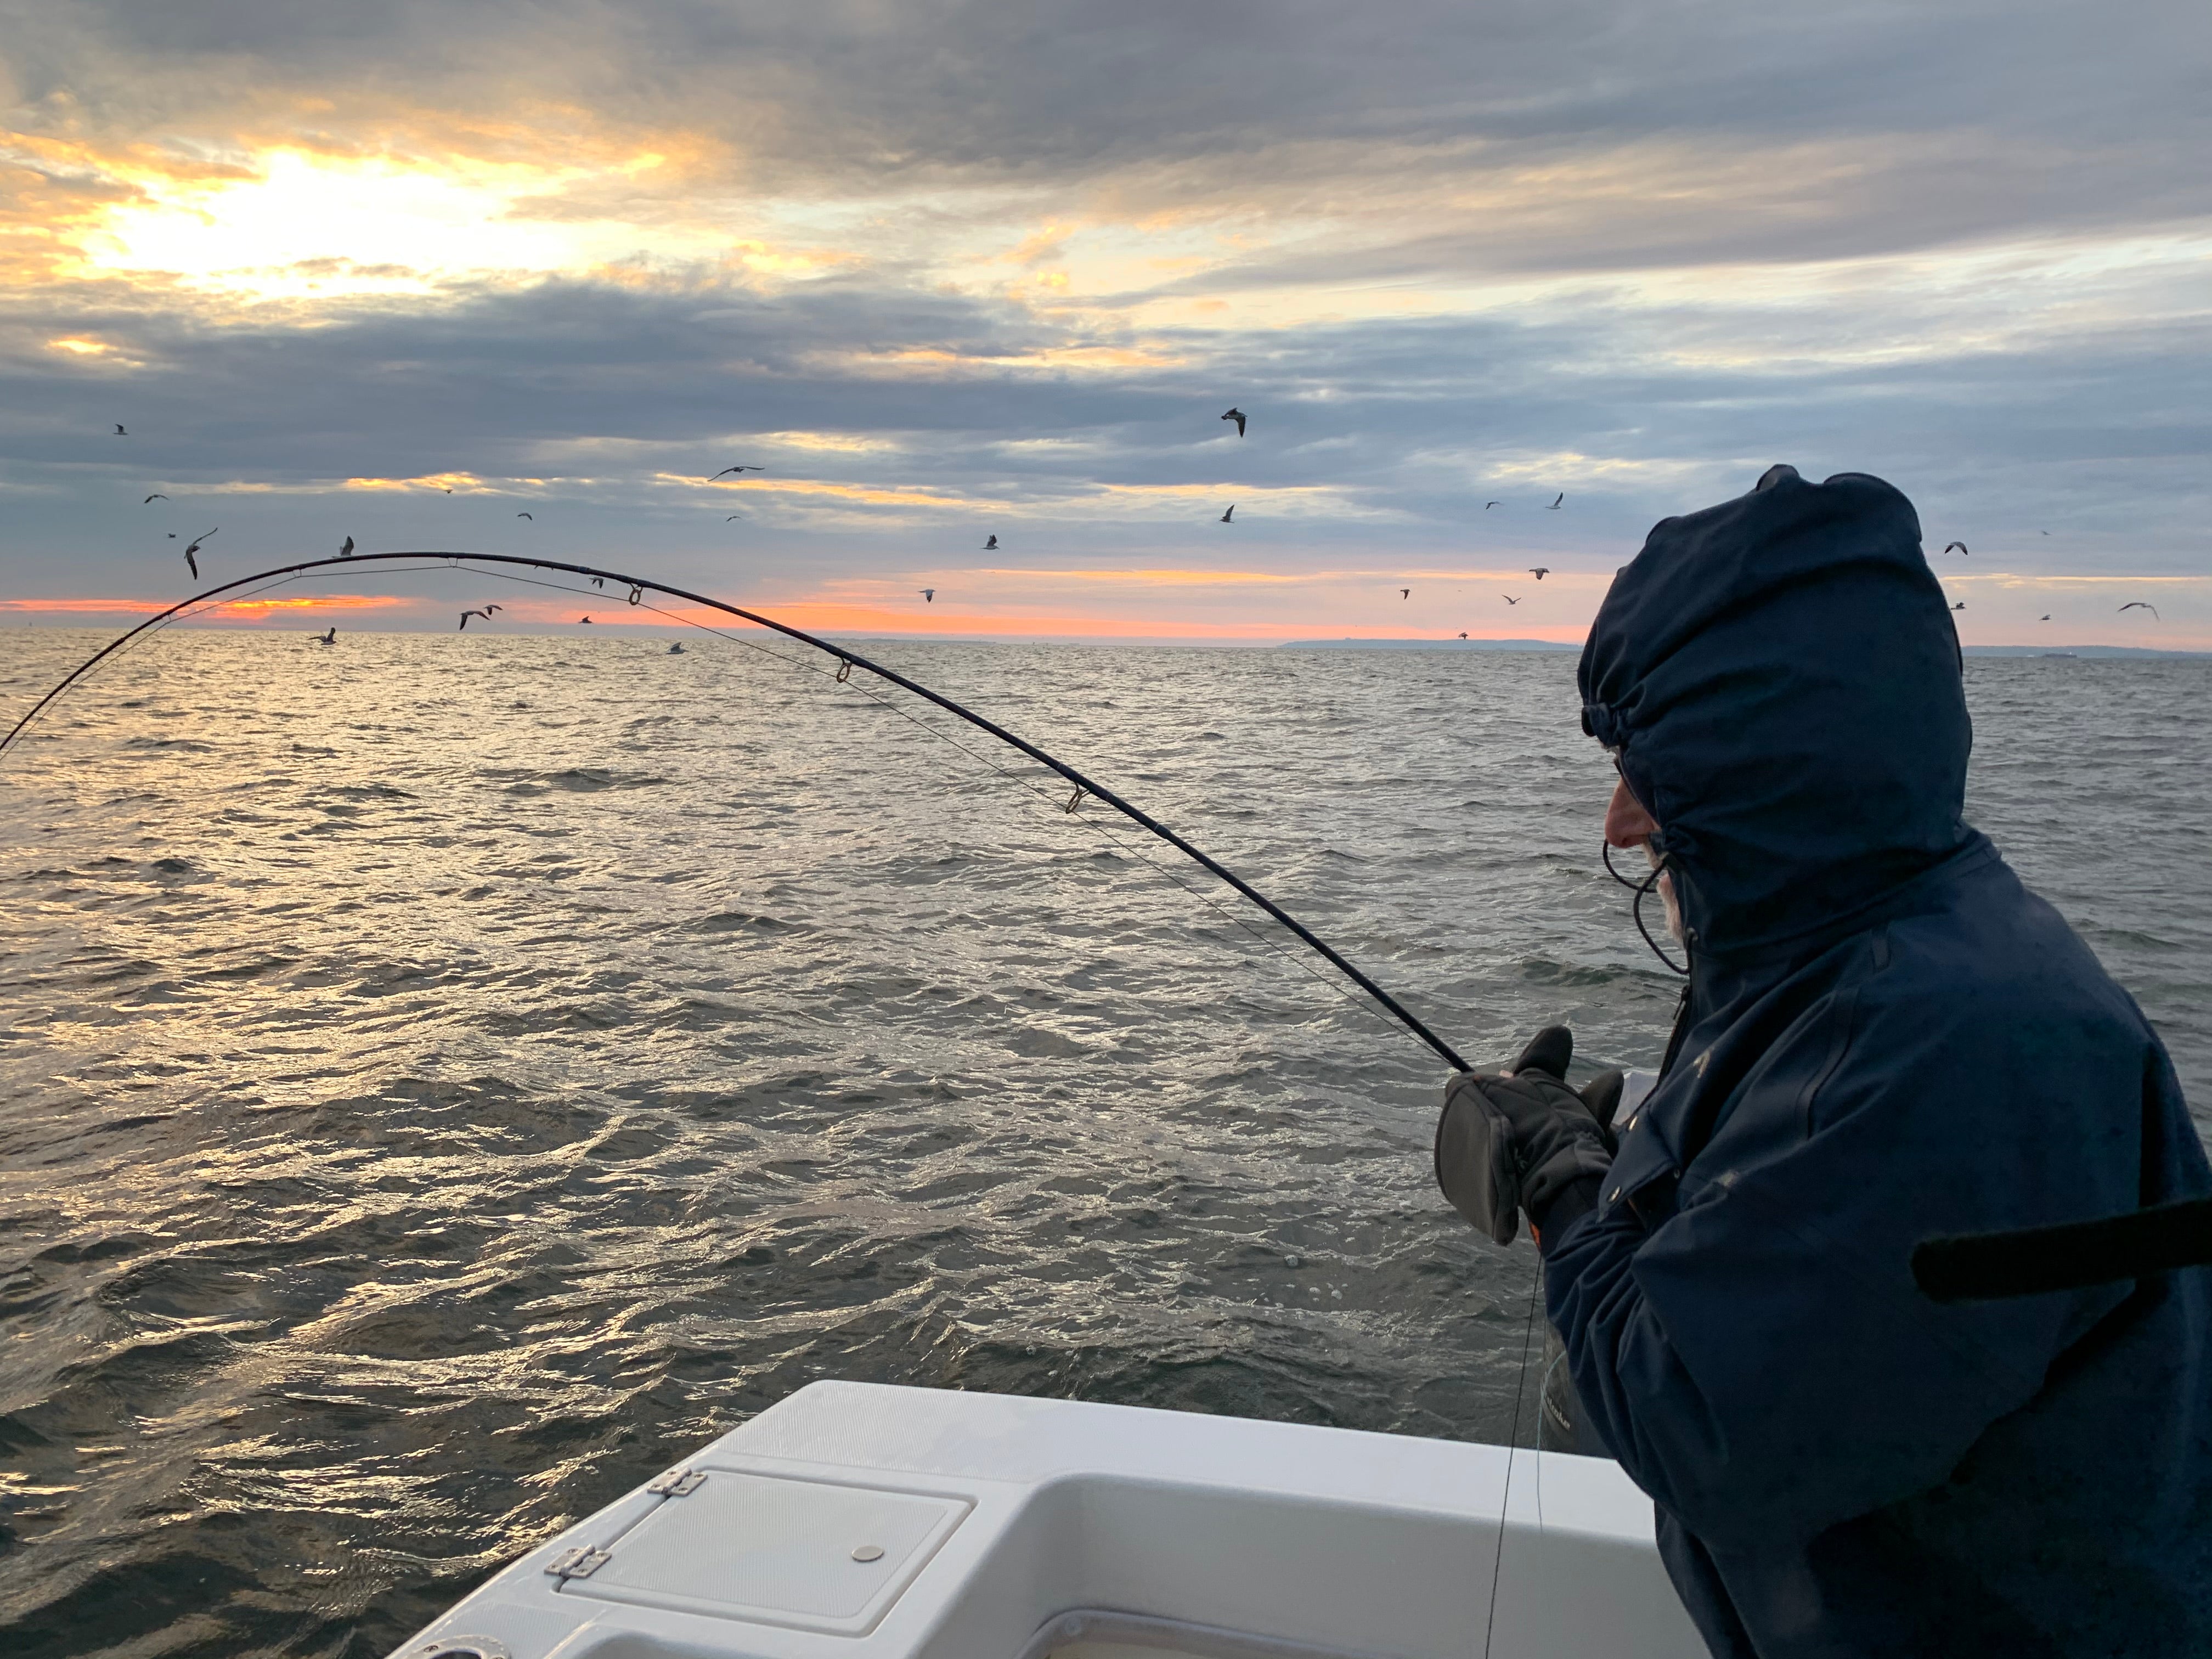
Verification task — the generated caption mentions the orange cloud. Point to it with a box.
[0,594,410,615]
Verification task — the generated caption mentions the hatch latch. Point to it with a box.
[544,1546,613,1581]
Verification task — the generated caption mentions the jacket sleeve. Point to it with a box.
[1543,976,2148,1552]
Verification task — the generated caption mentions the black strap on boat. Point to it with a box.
[2,549,1472,1073]
[1912,1195,2212,1301]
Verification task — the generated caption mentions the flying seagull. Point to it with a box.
[984,534,998,550]
[709,465,763,481]
[920,589,935,603]
[458,603,504,630]
[1953,601,1966,611]
[725,514,745,521]
[143,493,167,503]
[1942,541,1968,556]
[2119,602,2160,620]
[516,511,533,520]
[1545,493,1563,510]
[1458,631,1469,639]
[182,529,216,580]
[2040,614,2051,621]
[668,643,685,654]
[312,627,336,646]
[338,535,354,557]
[114,425,127,436]
[1503,595,1521,606]
[579,615,593,624]
[1485,501,1502,510]
[1219,505,1235,523]
[1400,589,1410,599]
[1530,567,1550,580]
[590,577,605,589]
[1222,408,1246,437]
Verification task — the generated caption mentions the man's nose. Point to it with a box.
[1606,775,1660,848]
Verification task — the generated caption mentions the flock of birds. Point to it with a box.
[111,414,2166,635]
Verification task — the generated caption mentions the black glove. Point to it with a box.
[1435,1025,1620,1247]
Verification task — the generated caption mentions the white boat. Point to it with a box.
[391,1380,1706,1659]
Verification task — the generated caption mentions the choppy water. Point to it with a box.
[1,629,2205,1658]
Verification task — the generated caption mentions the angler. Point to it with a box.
[1436,465,2212,1655]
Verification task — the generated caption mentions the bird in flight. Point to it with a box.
[1485,501,1502,510]
[1530,567,1550,580]
[725,515,745,521]
[1222,408,1246,437]
[579,615,594,624]
[1219,505,1235,523]
[1545,493,1563,510]
[1942,541,1968,556]
[143,493,167,503]
[920,588,935,603]
[2119,602,2160,620]
[1458,631,1469,639]
[1953,601,1966,611]
[458,604,503,630]
[668,643,685,654]
[114,425,127,436]
[1400,589,1410,599]
[312,626,337,646]
[2040,614,2051,621]
[182,529,216,580]
[984,534,998,550]
[1503,595,1521,606]
[516,511,533,520]
[338,535,354,557]
[590,577,605,589]
[709,465,763,481]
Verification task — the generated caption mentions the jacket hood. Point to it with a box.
[1578,465,1975,961]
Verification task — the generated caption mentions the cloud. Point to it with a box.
[0,0,2205,645]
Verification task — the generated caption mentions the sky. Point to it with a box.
[1,0,2207,646]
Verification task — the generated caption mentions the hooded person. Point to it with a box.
[1435,466,2212,1656]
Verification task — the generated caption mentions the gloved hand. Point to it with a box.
[1435,1025,1620,1247]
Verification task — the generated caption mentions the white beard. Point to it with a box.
[1647,842,1685,942]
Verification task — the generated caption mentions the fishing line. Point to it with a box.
[1482,1248,1547,1659]
[2,549,1472,1073]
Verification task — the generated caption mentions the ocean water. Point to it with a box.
[0,628,2205,1658]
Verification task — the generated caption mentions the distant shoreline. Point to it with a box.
[1277,637,2208,658]
[3,622,2204,658]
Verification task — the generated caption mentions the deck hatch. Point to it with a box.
[555,1466,970,1634]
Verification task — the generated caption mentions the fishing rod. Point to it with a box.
[2,549,1472,1073]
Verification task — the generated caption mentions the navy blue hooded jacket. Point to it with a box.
[1548,466,2212,1657]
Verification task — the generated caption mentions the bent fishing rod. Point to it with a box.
[2,549,1471,1074]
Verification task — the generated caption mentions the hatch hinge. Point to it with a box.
[647,1468,707,1497]
[544,1545,613,1581]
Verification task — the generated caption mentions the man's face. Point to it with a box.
[1606,773,1684,941]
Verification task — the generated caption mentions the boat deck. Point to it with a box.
[395,1380,1703,1659]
